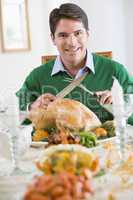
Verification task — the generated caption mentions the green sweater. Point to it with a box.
[16,53,133,125]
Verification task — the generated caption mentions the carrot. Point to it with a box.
[94,127,107,137]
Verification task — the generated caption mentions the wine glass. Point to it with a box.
[112,84,133,164]
[0,93,32,175]
[123,85,133,120]
[123,85,133,146]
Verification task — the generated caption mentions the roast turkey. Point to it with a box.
[28,98,101,131]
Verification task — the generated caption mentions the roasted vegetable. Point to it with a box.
[36,149,99,176]
[93,127,108,138]
[101,120,116,137]
[32,129,49,141]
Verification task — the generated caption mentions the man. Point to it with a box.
[17,3,133,124]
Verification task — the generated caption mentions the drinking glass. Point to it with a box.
[123,86,133,121]
[113,85,133,164]
[123,85,133,146]
[0,93,31,175]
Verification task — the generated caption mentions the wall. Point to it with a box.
[124,0,133,72]
[0,0,132,96]
[70,0,127,65]
[0,0,61,95]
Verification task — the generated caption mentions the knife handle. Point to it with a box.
[93,93,101,101]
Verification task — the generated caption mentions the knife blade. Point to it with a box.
[56,71,113,115]
[56,71,88,98]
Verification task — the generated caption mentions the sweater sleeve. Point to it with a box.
[16,69,41,111]
[113,63,133,125]
[113,63,133,92]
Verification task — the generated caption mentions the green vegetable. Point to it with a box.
[78,131,97,148]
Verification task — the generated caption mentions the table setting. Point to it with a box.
[0,79,133,200]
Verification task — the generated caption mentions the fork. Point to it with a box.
[63,77,113,115]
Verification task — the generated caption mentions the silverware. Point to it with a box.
[63,77,99,98]
[56,71,88,98]
[62,77,113,115]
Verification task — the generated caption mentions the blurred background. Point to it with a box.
[0,0,132,96]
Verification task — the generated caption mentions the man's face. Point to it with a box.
[51,19,89,67]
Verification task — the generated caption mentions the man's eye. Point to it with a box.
[59,33,68,38]
[75,31,82,36]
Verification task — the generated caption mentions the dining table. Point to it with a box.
[0,124,132,200]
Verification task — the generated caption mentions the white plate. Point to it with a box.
[31,141,48,148]
[98,124,133,144]
[31,142,102,150]
[37,144,102,164]
[98,136,116,143]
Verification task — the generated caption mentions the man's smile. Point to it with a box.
[65,47,81,54]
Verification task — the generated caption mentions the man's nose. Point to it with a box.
[67,34,77,46]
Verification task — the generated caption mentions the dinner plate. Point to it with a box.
[30,135,122,148]
[98,124,133,144]
[37,144,102,164]
[31,141,48,148]
[98,136,116,143]
[31,141,102,150]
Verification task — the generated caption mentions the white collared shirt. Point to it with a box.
[51,49,95,78]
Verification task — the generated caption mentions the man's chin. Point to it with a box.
[66,53,81,60]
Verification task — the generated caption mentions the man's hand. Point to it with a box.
[95,90,112,104]
[30,93,56,110]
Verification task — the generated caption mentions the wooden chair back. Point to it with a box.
[41,51,112,64]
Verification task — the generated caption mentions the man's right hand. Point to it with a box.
[29,93,56,110]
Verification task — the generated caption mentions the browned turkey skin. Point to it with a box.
[28,98,101,132]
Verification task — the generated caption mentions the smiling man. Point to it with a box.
[17,3,133,124]
[51,19,88,75]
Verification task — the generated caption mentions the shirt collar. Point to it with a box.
[51,55,66,76]
[51,49,95,76]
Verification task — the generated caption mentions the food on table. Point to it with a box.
[28,98,101,131]
[47,128,80,145]
[93,127,108,137]
[92,120,116,139]
[46,128,97,148]
[32,129,49,141]
[36,145,100,176]
[24,171,94,200]
[29,98,115,146]
[29,98,101,147]
[31,121,115,147]
[77,131,97,147]
[101,120,116,137]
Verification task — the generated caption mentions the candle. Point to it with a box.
[112,78,126,162]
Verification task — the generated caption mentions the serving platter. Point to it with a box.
[36,144,103,164]
[31,141,48,148]
[30,124,132,149]
[30,136,116,149]
[98,136,116,143]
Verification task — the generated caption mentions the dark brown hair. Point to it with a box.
[49,3,89,36]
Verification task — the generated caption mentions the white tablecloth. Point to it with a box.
[0,125,132,200]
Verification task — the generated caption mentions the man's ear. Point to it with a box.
[51,33,56,45]
[86,30,89,37]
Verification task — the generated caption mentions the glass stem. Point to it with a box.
[11,135,19,171]
[115,117,126,162]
